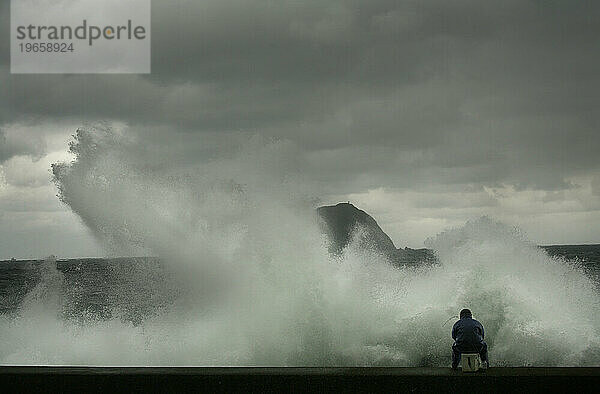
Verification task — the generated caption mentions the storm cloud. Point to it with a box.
[1,0,600,257]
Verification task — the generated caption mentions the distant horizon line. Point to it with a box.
[2,243,600,262]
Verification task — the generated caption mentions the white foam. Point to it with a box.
[1,126,598,366]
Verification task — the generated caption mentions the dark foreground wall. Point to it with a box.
[1,367,599,393]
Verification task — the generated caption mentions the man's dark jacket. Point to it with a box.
[452,316,485,350]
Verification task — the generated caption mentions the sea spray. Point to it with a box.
[423,217,600,366]
[1,126,599,366]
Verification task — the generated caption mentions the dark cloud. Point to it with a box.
[0,0,8,68]
[2,0,600,192]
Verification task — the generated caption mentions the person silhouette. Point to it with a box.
[451,308,488,370]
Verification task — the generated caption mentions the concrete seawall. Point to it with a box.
[1,367,599,392]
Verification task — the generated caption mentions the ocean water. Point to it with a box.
[1,128,599,366]
[2,240,599,367]
[1,246,599,325]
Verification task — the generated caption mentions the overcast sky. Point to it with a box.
[1,0,600,259]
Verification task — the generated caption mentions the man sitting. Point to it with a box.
[451,308,489,370]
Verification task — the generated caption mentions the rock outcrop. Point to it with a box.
[317,202,434,265]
